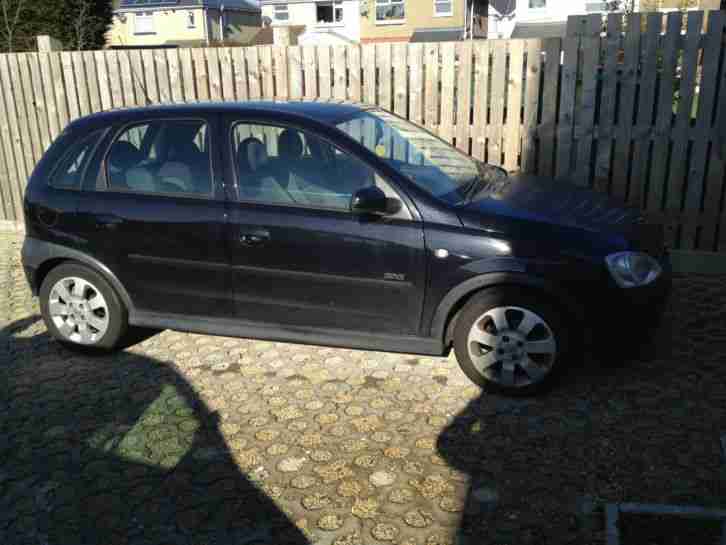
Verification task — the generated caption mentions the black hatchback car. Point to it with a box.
[22,102,670,394]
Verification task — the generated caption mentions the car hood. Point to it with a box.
[458,172,664,254]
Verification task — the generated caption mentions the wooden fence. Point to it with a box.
[1,11,726,251]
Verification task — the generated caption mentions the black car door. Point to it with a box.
[223,117,427,336]
[77,114,231,318]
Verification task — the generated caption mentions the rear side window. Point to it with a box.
[106,119,212,196]
[50,130,105,190]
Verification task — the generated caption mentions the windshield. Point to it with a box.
[336,110,483,205]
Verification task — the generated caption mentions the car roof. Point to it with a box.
[65,100,377,133]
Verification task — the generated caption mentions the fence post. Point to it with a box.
[37,35,63,52]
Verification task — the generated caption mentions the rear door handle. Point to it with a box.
[95,214,124,230]
[239,229,270,247]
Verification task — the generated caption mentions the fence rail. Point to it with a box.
[1,10,725,251]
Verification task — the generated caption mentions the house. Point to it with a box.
[260,0,486,45]
[260,0,363,45]
[487,0,722,40]
[359,0,487,43]
[107,0,262,48]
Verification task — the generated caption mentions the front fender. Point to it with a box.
[429,271,586,342]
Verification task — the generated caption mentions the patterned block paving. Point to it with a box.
[1,233,726,544]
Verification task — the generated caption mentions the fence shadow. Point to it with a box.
[0,315,308,545]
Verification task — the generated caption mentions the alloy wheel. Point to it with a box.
[48,276,110,345]
[466,306,557,388]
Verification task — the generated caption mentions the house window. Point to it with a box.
[585,1,607,10]
[376,0,405,22]
[134,12,155,35]
[187,11,196,28]
[274,4,289,21]
[317,1,344,24]
[434,0,453,16]
[529,0,546,8]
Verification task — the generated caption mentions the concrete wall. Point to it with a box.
[108,7,261,47]
[108,8,208,46]
[359,0,466,42]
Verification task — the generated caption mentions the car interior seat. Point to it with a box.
[107,141,143,189]
[237,137,293,204]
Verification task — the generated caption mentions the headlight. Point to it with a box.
[605,251,662,288]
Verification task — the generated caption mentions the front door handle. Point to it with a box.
[239,230,270,247]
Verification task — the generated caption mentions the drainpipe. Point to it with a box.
[220,3,225,42]
[203,7,210,45]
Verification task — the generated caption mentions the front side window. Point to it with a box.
[434,0,453,16]
[336,110,494,206]
[107,119,212,196]
[232,123,377,211]
[376,0,405,22]
[317,0,344,23]
[50,130,105,190]
[529,0,546,8]
[274,4,289,20]
[134,12,155,34]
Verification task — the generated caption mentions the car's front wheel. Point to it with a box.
[40,263,128,351]
[453,288,569,395]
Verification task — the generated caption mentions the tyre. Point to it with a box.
[39,262,128,351]
[453,288,570,396]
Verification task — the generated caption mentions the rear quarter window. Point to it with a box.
[49,129,105,190]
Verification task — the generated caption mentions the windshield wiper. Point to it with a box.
[460,177,484,205]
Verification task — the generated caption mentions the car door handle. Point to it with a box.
[239,230,270,247]
[94,214,124,230]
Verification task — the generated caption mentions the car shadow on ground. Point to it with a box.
[436,281,726,544]
[0,315,308,545]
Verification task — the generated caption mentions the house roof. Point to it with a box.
[118,0,260,12]
[489,0,516,16]
[511,21,568,39]
[409,27,464,43]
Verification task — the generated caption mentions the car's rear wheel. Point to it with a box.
[40,263,128,351]
[453,288,569,396]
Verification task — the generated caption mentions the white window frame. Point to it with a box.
[316,0,345,25]
[434,0,453,17]
[376,0,405,24]
[273,4,289,21]
[134,12,156,35]
[187,10,196,28]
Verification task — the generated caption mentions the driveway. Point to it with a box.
[1,233,725,545]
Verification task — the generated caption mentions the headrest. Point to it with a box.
[278,129,304,160]
[238,137,269,173]
[108,141,142,171]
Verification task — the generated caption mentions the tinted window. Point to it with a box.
[50,130,105,189]
[231,123,375,211]
[107,119,212,196]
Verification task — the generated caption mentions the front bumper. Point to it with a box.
[586,252,672,344]
[21,237,39,295]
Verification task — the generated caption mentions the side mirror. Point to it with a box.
[350,186,401,216]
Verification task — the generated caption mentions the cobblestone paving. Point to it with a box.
[1,233,725,545]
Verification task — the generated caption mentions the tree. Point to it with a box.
[46,0,112,51]
[0,0,111,52]
[0,0,27,52]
